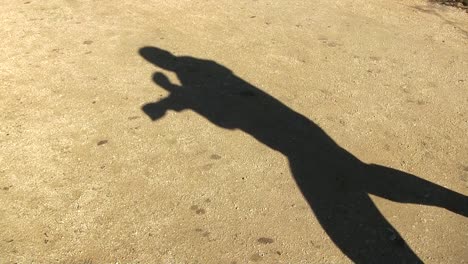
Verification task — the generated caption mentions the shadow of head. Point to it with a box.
[139,46,233,80]
[139,46,179,71]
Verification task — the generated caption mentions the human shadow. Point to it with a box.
[139,46,467,263]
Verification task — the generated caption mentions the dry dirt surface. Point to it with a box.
[1,0,467,263]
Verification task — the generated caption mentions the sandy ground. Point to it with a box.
[1,0,467,263]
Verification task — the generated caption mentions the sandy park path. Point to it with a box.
[1,0,467,263]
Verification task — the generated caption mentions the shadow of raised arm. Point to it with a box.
[142,72,187,121]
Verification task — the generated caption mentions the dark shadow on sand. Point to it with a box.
[139,46,467,263]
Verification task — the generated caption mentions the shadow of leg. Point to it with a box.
[308,190,423,263]
[289,158,423,263]
[363,164,467,217]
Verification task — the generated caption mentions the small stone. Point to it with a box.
[97,140,108,146]
[257,237,274,244]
